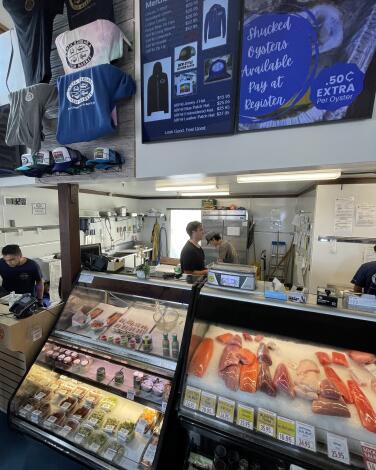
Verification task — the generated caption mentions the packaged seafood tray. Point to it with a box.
[186,324,376,454]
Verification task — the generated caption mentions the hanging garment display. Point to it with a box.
[57,63,136,145]
[147,62,169,115]
[15,151,53,178]
[51,146,87,174]
[151,220,161,263]
[85,147,124,169]
[55,19,131,75]
[3,0,64,86]
[5,84,58,154]
[65,0,114,30]
[204,4,227,42]
[0,104,22,175]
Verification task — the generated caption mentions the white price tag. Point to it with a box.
[35,392,46,401]
[47,416,57,424]
[104,425,115,434]
[199,391,216,416]
[88,418,98,427]
[296,421,316,453]
[75,433,85,444]
[127,389,135,401]
[101,403,111,412]
[327,432,350,465]
[361,441,376,469]
[61,402,71,411]
[78,273,94,284]
[216,397,235,423]
[135,419,147,434]
[117,429,129,444]
[60,425,72,437]
[161,401,167,413]
[30,410,41,423]
[183,386,201,411]
[277,416,295,446]
[89,442,101,453]
[104,448,117,462]
[143,444,157,463]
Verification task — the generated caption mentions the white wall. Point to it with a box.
[309,183,376,292]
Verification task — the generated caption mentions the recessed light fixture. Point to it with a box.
[155,183,217,192]
[237,169,341,183]
[181,191,230,197]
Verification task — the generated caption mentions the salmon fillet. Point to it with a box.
[188,338,213,377]
[240,363,258,393]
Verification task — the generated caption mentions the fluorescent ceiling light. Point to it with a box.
[181,191,230,197]
[237,170,341,183]
[155,184,217,192]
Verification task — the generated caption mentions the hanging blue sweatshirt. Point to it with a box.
[57,63,136,145]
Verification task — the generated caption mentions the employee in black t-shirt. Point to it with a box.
[0,245,44,303]
[180,221,208,275]
[351,245,376,295]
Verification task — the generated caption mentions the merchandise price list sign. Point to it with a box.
[140,0,242,142]
[183,385,201,411]
[277,416,295,446]
[216,396,235,423]
[296,421,316,453]
[236,403,254,431]
[361,442,376,470]
[327,433,350,466]
[256,408,276,438]
[199,391,217,416]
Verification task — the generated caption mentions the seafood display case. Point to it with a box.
[173,285,376,469]
[8,272,196,470]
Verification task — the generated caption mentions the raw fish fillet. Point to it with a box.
[371,378,376,394]
[243,332,253,341]
[296,359,319,376]
[315,351,331,366]
[188,338,213,378]
[255,335,264,342]
[257,362,276,396]
[294,386,318,401]
[238,348,256,365]
[229,334,242,347]
[219,344,241,371]
[188,334,202,364]
[332,352,349,367]
[216,333,234,344]
[312,396,351,418]
[240,363,258,393]
[294,371,320,393]
[348,380,376,433]
[348,350,376,365]
[319,379,341,401]
[220,364,240,391]
[257,342,272,366]
[324,367,353,404]
[273,363,295,398]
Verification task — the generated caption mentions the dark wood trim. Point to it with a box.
[58,184,81,301]
[0,23,8,33]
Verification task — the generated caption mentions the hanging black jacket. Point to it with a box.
[147,62,169,116]
[204,4,227,42]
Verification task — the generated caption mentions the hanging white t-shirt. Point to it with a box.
[55,19,131,74]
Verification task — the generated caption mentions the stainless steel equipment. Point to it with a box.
[201,209,250,264]
[207,262,257,292]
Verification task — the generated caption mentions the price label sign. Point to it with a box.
[216,397,235,423]
[199,391,216,416]
[135,419,147,435]
[30,410,42,424]
[161,401,167,413]
[277,416,295,445]
[183,386,201,411]
[296,421,316,453]
[143,443,157,464]
[361,441,376,470]
[60,425,72,438]
[104,448,117,462]
[327,432,350,465]
[257,408,277,438]
[118,429,129,444]
[236,404,254,431]
[127,389,135,401]
[90,442,101,453]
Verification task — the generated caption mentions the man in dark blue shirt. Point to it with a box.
[351,247,376,295]
[0,245,44,302]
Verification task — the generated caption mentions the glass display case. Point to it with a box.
[8,272,196,470]
[174,286,376,469]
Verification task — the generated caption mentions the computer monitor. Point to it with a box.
[80,243,102,263]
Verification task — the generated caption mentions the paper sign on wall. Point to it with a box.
[227,226,240,236]
[32,203,47,215]
[356,203,376,227]
[334,197,354,236]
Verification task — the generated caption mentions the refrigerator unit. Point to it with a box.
[201,210,250,265]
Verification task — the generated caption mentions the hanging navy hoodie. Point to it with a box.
[57,63,136,144]
[204,4,227,42]
[147,62,169,115]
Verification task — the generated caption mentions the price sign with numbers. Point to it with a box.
[216,397,235,423]
[296,421,316,453]
[199,391,216,416]
[140,0,242,142]
[257,408,277,438]
[183,386,201,411]
[236,404,254,431]
[327,433,350,465]
[277,416,295,445]
[361,441,376,469]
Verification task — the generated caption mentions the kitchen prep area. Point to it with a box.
[0,0,376,469]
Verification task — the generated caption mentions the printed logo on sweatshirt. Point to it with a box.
[66,40,94,69]
[25,91,34,102]
[69,0,92,11]
[25,0,35,11]
[67,77,94,105]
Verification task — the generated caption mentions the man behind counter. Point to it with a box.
[0,244,44,303]
[205,232,239,264]
[351,245,376,295]
[180,221,208,275]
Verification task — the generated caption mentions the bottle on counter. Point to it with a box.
[171,333,179,359]
[162,334,170,357]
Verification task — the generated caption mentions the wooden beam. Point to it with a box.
[58,183,80,301]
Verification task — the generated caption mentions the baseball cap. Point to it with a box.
[178,46,196,61]
[52,147,86,174]
[15,152,53,177]
[205,231,218,245]
[15,153,34,172]
[206,59,231,83]
[86,147,124,169]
